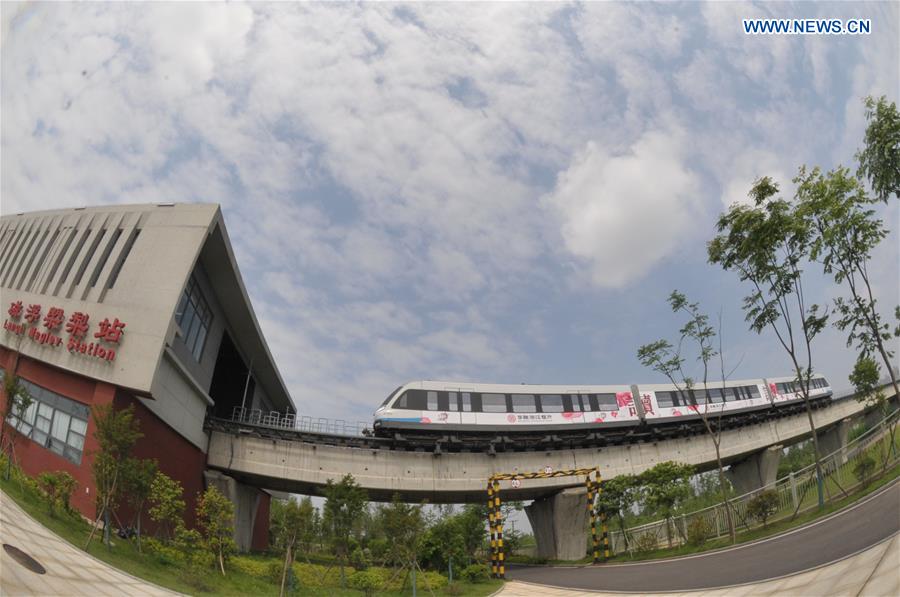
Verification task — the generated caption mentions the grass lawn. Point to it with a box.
[0,463,502,596]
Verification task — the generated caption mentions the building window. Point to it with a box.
[176,273,213,361]
[5,378,89,465]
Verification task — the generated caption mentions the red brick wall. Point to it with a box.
[0,348,208,536]
[1,348,115,517]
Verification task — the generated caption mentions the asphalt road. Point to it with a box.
[508,480,900,592]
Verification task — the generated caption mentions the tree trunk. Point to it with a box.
[280,544,292,597]
[713,442,736,543]
[219,547,226,576]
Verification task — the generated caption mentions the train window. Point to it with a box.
[382,386,402,407]
[540,394,564,412]
[461,393,472,412]
[427,391,438,411]
[397,392,407,409]
[448,392,458,411]
[566,395,579,411]
[437,392,449,411]
[707,388,723,403]
[482,393,507,413]
[596,393,617,411]
[821,378,829,388]
[403,391,427,410]
[748,385,761,399]
[656,391,674,407]
[511,394,536,413]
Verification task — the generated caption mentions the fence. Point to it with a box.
[607,408,899,554]
[228,406,371,437]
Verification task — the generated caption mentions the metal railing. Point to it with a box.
[607,408,900,554]
[229,406,371,437]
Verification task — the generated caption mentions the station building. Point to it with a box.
[0,203,295,550]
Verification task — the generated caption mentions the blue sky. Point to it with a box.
[2,2,898,426]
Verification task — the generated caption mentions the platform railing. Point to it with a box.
[607,407,900,554]
[229,406,371,437]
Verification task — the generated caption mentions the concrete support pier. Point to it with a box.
[818,418,852,463]
[203,470,262,552]
[525,488,588,561]
[726,445,782,496]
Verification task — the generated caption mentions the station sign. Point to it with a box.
[3,300,126,363]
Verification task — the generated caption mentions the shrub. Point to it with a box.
[144,537,182,566]
[460,563,489,583]
[747,490,779,528]
[686,517,713,547]
[350,546,370,571]
[416,570,448,590]
[37,471,77,516]
[231,556,270,579]
[853,454,876,487]
[349,569,382,597]
[635,532,658,553]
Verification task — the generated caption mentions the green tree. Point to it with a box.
[119,458,158,552]
[1,371,33,480]
[849,356,896,468]
[37,471,77,517]
[857,95,900,202]
[197,485,236,576]
[796,166,898,431]
[85,404,142,549]
[640,461,694,547]
[148,470,186,542]
[323,474,367,587]
[708,177,829,508]
[376,494,428,589]
[596,474,638,551]
[272,497,315,597]
[421,513,468,576]
[637,291,737,543]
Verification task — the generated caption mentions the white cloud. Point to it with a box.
[545,129,701,288]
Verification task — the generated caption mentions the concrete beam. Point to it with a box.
[203,470,261,552]
[525,488,589,561]
[726,445,782,496]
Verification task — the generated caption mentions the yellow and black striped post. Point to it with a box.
[487,479,497,578]
[493,478,505,579]
[600,511,611,561]
[586,473,600,563]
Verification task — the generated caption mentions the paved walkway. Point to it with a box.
[500,531,899,595]
[0,489,177,596]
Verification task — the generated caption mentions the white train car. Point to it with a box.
[635,378,774,424]
[373,375,832,437]
[765,375,832,406]
[373,381,642,433]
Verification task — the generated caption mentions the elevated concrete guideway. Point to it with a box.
[206,388,895,503]
[206,384,897,557]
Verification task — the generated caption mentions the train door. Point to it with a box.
[455,387,477,428]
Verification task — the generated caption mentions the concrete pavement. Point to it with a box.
[0,489,177,596]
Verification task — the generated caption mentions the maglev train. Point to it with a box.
[372,375,832,437]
